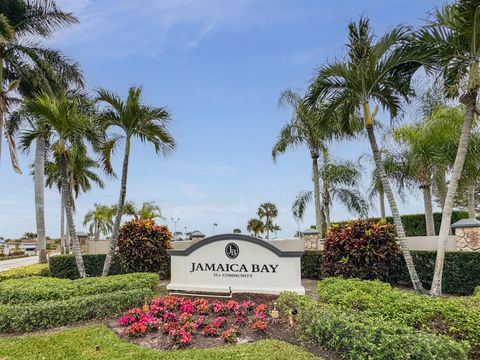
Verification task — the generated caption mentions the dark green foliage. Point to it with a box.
[393,251,480,296]
[278,292,469,360]
[0,289,155,333]
[0,273,158,304]
[49,254,124,279]
[330,211,469,236]
[322,220,399,282]
[315,278,480,357]
[301,251,322,279]
[118,219,172,277]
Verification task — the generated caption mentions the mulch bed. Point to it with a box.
[108,292,343,360]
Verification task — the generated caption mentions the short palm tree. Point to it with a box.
[21,94,101,277]
[246,218,264,238]
[97,86,175,276]
[416,0,480,295]
[257,202,278,240]
[0,0,78,173]
[83,204,115,241]
[44,147,105,252]
[458,132,480,218]
[307,18,425,293]
[292,158,368,227]
[272,89,359,233]
[119,201,164,220]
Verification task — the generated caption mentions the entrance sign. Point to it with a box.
[167,234,305,294]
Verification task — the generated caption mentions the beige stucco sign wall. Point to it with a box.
[167,234,305,295]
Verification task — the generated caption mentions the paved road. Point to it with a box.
[0,256,43,272]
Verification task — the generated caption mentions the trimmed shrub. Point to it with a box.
[0,289,155,332]
[0,264,49,281]
[0,273,159,304]
[322,220,399,282]
[330,211,469,236]
[278,292,469,360]
[393,251,480,295]
[49,254,124,279]
[0,254,28,261]
[300,251,322,279]
[118,219,172,277]
[316,277,480,356]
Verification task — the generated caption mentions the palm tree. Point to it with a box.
[307,18,425,293]
[21,94,101,277]
[120,201,164,220]
[415,0,480,296]
[246,218,264,238]
[45,148,105,252]
[292,158,368,227]
[257,202,278,240]
[0,0,78,173]
[272,89,359,233]
[233,228,241,234]
[97,86,175,276]
[83,204,115,241]
[458,132,480,218]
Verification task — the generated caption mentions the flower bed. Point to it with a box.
[116,295,271,348]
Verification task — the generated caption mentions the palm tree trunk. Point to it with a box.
[467,179,476,219]
[95,220,99,241]
[379,188,386,222]
[34,137,47,263]
[430,92,477,296]
[60,154,85,277]
[312,156,323,234]
[60,189,65,254]
[323,189,331,229]
[421,183,435,236]
[266,216,270,240]
[365,117,424,293]
[102,138,130,276]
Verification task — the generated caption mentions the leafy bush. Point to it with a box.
[0,288,155,332]
[393,251,480,295]
[0,273,158,304]
[332,211,469,236]
[278,292,469,360]
[300,251,322,279]
[322,220,399,282]
[0,264,49,281]
[316,277,480,356]
[49,254,124,279]
[118,219,172,276]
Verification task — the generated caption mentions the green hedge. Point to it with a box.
[0,264,50,281]
[301,251,323,279]
[300,250,480,295]
[0,254,28,261]
[316,278,480,356]
[49,254,124,279]
[278,292,469,360]
[0,273,159,304]
[0,288,155,332]
[393,251,480,295]
[329,211,469,236]
[49,254,171,279]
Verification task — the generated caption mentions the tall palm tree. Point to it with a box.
[44,148,105,252]
[257,202,278,240]
[97,86,175,276]
[272,89,359,233]
[458,132,480,218]
[83,204,115,241]
[21,94,101,277]
[292,158,368,227]
[0,0,78,173]
[415,0,480,296]
[246,218,264,238]
[307,18,425,293]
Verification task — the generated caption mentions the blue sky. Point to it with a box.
[0,0,441,238]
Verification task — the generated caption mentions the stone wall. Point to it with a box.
[455,227,480,251]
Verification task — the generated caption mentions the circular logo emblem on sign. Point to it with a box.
[225,243,239,259]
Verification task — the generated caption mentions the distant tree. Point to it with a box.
[121,201,165,220]
[22,232,37,239]
[246,218,264,238]
[83,204,115,241]
[257,202,278,240]
[233,228,241,234]
[271,224,281,238]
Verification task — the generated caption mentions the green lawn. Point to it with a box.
[0,324,320,360]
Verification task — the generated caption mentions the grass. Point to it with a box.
[0,324,320,360]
